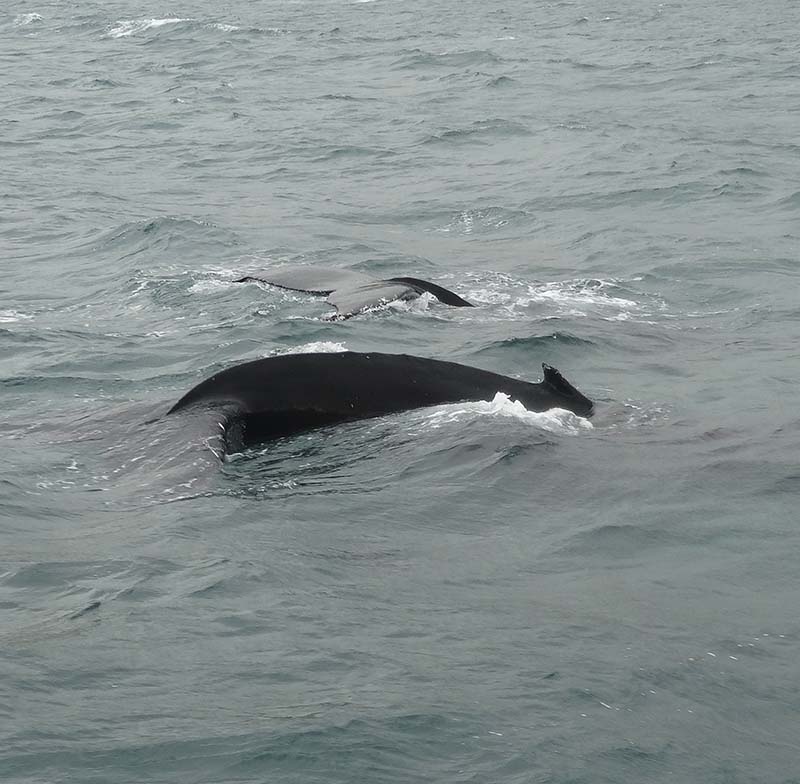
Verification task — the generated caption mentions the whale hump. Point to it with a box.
[237,265,472,317]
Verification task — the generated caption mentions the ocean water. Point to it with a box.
[2,0,800,781]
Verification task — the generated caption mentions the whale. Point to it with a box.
[168,352,593,456]
[236,265,473,318]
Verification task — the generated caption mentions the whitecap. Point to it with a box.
[107,18,192,38]
[207,23,240,32]
[0,310,33,323]
[14,12,43,26]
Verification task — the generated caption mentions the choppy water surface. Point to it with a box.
[2,0,800,781]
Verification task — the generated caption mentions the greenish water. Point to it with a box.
[2,1,800,781]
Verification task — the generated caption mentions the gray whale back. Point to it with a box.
[236,265,473,317]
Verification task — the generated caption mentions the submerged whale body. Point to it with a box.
[168,352,593,456]
[236,265,473,318]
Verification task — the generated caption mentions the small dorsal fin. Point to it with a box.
[542,363,593,412]
[542,363,571,393]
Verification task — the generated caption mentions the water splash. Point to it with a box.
[270,342,347,356]
[14,12,43,26]
[461,272,662,322]
[416,392,593,436]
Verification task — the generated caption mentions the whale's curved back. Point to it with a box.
[168,352,593,456]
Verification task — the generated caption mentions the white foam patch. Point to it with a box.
[270,342,347,356]
[107,18,247,38]
[107,18,192,38]
[14,12,43,26]
[462,273,659,321]
[616,401,670,429]
[437,209,515,234]
[0,310,33,323]
[387,292,435,314]
[188,278,235,294]
[418,392,593,436]
[457,210,474,233]
[517,280,641,314]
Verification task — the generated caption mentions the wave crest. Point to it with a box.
[107,18,191,38]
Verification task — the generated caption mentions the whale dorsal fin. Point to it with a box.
[542,364,593,412]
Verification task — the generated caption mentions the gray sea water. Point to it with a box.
[3,0,800,781]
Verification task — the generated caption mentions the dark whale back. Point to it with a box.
[168,352,593,452]
[385,277,473,307]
